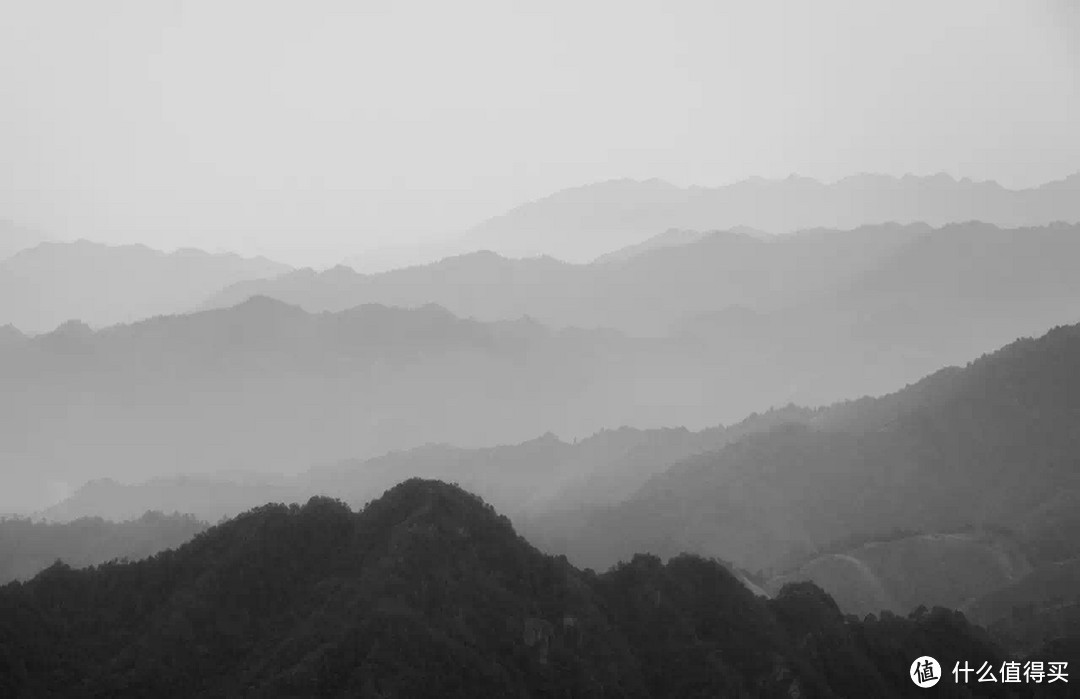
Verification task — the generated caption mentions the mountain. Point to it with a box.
[3,297,752,513]
[206,223,1080,357]
[677,221,1080,407]
[0,240,291,334]
[0,479,1019,697]
[206,251,590,327]
[203,222,934,335]
[38,476,298,524]
[0,511,207,583]
[39,407,816,525]
[304,426,731,520]
[591,226,768,265]
[533,321,1080,581]
[201,223,1080,438]
[18,223,1080,515]
[461,172,1080,263]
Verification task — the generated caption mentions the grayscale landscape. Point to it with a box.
[1,1,1078,696]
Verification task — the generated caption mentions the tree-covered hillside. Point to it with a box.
[0,480,1029,697]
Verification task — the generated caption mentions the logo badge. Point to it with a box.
[911,656,941,688]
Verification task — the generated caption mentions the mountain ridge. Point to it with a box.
[461,172,1080,262]
[0,239,292,335]
[0,478,1022,697]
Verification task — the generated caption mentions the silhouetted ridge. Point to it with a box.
[358,478,513,536]
[0,479,1019,697]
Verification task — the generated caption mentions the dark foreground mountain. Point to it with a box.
[0,512,207,583]
[0,480,1023,698]
[0,240,290,334]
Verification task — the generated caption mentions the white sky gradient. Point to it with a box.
[1,0,1078,266]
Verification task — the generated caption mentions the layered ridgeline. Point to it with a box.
[524,322,1080,652]
[205,223,1080,412]
[536,321,1080,570]
[38,406,813,524]
[0,479,1017,698]
[0,512,207,584]
[209,221,1080,339]
[207,221,927,334]
[1,297,747,513]
[28,323,1080,658]
[40,475,304,526]
[460,173,1080,262]
[0,240,290,335]
[0,294,875,514]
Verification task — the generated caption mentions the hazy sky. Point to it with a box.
[1,0,1078,266]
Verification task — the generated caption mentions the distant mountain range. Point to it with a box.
[38,475,300,525]
[0,512,207,584]
[0,240,290,334]
[10,219,1080,512]
[0,297,720,512]
[5,173,1079,337]
[460,172,1080,262]
[201,222,1080,429]
[38,405,816,525]
[207,221,1080,344]
[0,479,1024,697]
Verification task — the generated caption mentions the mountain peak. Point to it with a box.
[0,323,26,344]
[374,477,487,510]
[356,478,519,555]
[231,294,307,316]
[49,319,95,338]
[322,264,360,279]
